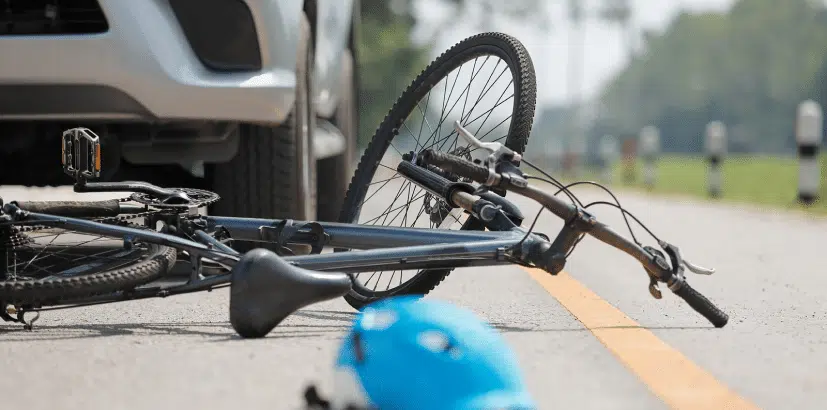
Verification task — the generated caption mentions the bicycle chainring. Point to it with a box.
[129,188,220,210]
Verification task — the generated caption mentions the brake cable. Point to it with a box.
[582,200,662,244]
[521,158,656,247]
[511,164,666,260]
[521,159,584,207]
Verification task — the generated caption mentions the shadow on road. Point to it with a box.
[0,309,357,342]
[292,309,358,323]
[0,321,346,342]
[0,308,714,342]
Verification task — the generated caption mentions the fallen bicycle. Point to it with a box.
[0,33,728,336]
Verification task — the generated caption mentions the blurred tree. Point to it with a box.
[355,0,429,148]
[418,0,552,37]
[593,0,827,154]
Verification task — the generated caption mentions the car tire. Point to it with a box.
[316,47,358,222]
[210,13,317,226]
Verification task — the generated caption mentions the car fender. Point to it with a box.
[249,0,304,71]
[312,0,356,119]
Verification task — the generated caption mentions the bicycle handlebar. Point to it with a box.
[417,149,729,328]
[672,282,729,327]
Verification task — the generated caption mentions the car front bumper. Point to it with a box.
[0,0,304,125]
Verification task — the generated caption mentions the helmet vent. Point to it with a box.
[417,330,463,359]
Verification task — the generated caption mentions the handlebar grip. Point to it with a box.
[12,199,122,218]
[673,282,729,328]
[396,160,452,199]
[420,150,491,185]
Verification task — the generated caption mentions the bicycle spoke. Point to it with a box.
[417,59,494,150]
[2,227,153,282]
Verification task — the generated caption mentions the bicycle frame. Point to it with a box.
[2,147,728,330]
[211,217,528,271]
[14,210,546,307]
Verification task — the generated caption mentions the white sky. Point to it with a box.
[414,0,735,107]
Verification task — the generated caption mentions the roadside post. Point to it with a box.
[599,135,619,183]
[639,126,660,189]
[795,100,823,204]
[621,137,637,184]
[571,136,586,179]
[561,145,573,178]
[549,137,564,173]
[705,121,727,198]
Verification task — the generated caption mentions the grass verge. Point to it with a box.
[598,154,827,215]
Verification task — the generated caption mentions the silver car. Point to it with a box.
[0,0,360,223]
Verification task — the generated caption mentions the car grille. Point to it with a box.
[168,0,262,72]
[0,0,108,35]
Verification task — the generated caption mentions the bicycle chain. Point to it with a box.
[95,197,160,226]
[14,197,174,233]
[5,197,217,263]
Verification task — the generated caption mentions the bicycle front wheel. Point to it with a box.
[338,32,537,309]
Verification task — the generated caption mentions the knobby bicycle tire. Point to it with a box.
[0,229,177,306]
[338,32,537,309]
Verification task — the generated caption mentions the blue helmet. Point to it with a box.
[307,296,535,410]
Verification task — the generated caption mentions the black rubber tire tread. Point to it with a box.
[338,32,536,309]
[211,125,313,219]
[211,13,316,224]
[0,243,177,305]
[673,282,729,328]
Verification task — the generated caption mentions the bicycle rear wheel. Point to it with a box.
[338,32,536,309]
[0,222,176,306]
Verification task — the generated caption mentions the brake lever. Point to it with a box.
[642,241,715,300]
[683,258,715,275]
[455,121,525,188]
[454,120,522,166]
[659,240,715,276]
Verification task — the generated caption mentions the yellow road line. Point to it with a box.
[523,268,759,410]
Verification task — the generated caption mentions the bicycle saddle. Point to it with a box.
[229,248,354,338]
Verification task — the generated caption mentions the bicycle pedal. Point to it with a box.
[62,127,102,182]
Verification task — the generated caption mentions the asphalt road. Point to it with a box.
[0,183,823,409]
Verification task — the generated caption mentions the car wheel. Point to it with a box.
[316,47,357,222]
[210,12,317,228]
